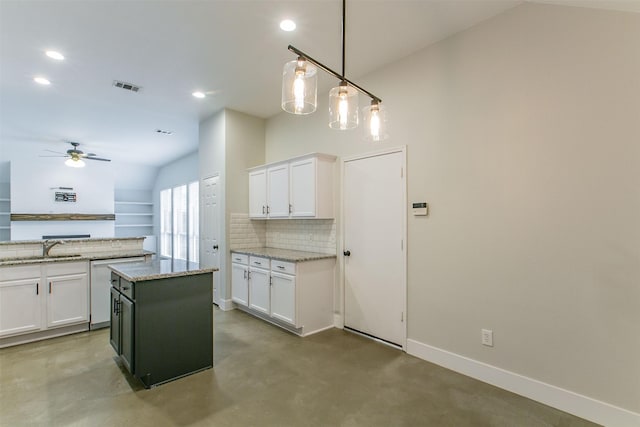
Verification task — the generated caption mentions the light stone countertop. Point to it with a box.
[231,247,336,262]
[0,237,144,246]
[0,251,154,267]
[109,259,217,282]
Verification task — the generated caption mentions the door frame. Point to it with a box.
[339,146,408,350]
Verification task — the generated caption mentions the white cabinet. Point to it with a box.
[270,270,296,325]
[248,153,336,219]
[248,256,270,315]
[231,253,249,306]
[267,164,290,218]
[0,261,89,345]
[289,155,335,218]
[248,168,267,218]
[0,268,42,337]
[47,273,88,328]
[230,251,335,336]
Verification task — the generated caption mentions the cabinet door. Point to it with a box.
[0,278,42,337]
[110,288,121,354]
[231,263,249,306]
[270,272,296,326]
[290,157,316,217]
[249,168,267,218]
[267,164,290,218]
[248,267,270,315]
[119,295,134,373]
[47,273,89,328]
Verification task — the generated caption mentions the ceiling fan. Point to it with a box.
[41,142,111,168]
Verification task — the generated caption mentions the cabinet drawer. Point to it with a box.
[46,261,88,276]
[120,278,134,299]
[271,260,295,275]
[231,253,249,265]
[249,256,269,269]
[0,265,40,281]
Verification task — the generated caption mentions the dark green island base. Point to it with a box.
[109,259,216,389]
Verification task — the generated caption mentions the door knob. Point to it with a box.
[343,250,351,256]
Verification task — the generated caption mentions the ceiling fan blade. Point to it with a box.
[43,149,66,155]
[38,155,69,158]
[85,156,111,162]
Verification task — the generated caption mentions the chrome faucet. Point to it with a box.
[43,240,65,257]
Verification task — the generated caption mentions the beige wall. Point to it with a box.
[265,3,640,414]
[200,109,265,302]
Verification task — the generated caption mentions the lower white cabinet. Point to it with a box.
[0,261,89,345]
[231,256,249,306]
[248,257,270,315]
[0,274,42,337]
[270,271,296,325]
[230,251,335,336]
[47,272,89,328]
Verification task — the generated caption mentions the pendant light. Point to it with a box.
[282,0,388,140]
[362,100,388,141]
[281,57,317,114]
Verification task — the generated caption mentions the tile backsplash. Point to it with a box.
[229,213,336,255]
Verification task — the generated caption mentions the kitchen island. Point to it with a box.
[109,259,216,388]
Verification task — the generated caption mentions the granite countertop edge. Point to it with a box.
[0,237,146,246]
[0,250,154,267]
[109,263,218,282]
[231,247,337,262]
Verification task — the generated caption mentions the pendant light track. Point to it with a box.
[287,45,381,104]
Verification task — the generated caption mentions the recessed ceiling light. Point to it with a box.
[192,91,206,99]
[34,77,51,85]
[280,19,296,32]
[45,50,64,60]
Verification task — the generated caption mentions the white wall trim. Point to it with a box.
[217,298,234,311]
[407,339,640,427]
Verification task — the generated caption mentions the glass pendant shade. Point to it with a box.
[329,82,358,130]
[362,101,388,142]
[65,157,85,168]
[281,57,317,115]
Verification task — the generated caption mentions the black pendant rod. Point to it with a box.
[288,45,382,104]
[341,0,346,78]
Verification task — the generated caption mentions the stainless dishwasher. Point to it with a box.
[90,257,145,329]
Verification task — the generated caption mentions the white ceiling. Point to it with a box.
[0,0,637,167]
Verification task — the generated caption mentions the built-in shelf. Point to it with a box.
[115,201,153,206]
[114,190,154,239]
[11,213,116,221]
[0,198,9,202]
[0,226,10,230]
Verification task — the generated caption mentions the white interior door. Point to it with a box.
[201,175,220,304]
[343,150,406,347]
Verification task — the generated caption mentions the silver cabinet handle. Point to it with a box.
[277,265,285,269]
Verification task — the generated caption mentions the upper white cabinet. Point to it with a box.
[267,164,290,218]
[248,169,267,218]
[248,153,336,220]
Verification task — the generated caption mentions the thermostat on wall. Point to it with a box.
[412,202,428,216]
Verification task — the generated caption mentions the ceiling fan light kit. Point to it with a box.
[281,0,388,141]
[40,141,112,168]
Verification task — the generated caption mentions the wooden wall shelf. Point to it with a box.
[11,213,116,221]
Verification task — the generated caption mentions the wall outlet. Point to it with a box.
[481,329,493,347]
[308,233,314,241]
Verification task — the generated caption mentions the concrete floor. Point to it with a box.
[0,308,598,427]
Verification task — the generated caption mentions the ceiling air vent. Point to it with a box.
[113,80,142,93]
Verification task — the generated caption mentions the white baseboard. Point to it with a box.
[407,339,640,427]
[333,313,344,329]
[217,298,234,311]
